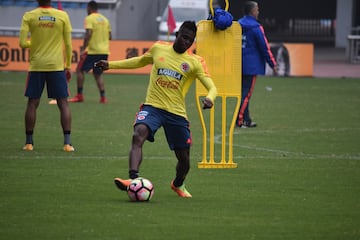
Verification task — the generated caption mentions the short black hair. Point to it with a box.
[88,0,98,10]
[37,0,51,6]
[179,21,197,34]
[243,1,257,15]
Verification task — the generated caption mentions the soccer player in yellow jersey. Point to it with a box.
[69,0,111,103]
[19,0,74,152]
[95,21,217,198]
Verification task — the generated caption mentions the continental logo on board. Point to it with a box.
[0,36,157,74]
[0,41,150,67]
[0,42,82,67]
[0,42,85,66]
[0,42,29,67]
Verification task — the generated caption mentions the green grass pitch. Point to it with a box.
[0,71,359,239]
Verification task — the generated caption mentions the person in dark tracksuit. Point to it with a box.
[236,1,277,128]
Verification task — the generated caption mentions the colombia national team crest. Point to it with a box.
[180,62,190,72]
[137,110,148,121]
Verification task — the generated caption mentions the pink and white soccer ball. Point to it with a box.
[127,178,154,202]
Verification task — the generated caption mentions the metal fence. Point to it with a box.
[261,18,335,45]
[347,26,360,63]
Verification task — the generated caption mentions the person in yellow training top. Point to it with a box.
[19,0,74,152]
[69,0,111,104]
[95,21,217,198]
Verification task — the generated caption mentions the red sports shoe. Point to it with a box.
[68,94,84,103]
[99,96,108,104]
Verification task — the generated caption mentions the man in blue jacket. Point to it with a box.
[236,1,277,128]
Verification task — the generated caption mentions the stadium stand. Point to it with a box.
[0,0,122,38]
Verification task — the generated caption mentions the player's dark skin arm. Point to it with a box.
[80,29,92,53]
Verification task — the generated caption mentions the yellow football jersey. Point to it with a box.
[19,6,72,71]
[85,12,111,55]
[109,41,217,119]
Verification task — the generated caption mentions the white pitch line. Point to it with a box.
[213,133,360,161]
[3,155,173,160]
[231,127,360,135]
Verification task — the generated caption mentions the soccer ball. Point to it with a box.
[127,178,154,202]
